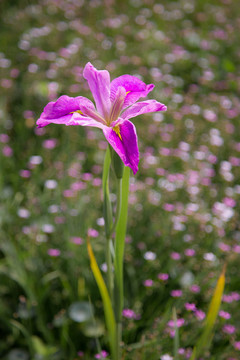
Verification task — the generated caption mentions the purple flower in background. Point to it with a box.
[37,62,167,174]
[95,350,109,359]
[158,273,169,281]
[122,308,140,320]
[170,289,183,298]
[143,279,153,287]
[219,310,231,319]
[195,310,206,321]
[185,303,196,312]
[234,342,240,350]
[223,324,236,334]
[47,248,61,257]
[168,318,185,328]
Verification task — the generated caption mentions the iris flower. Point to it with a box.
[37,62,167,174]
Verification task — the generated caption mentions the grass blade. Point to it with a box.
[87,238,116,359]
[190,265,226,359]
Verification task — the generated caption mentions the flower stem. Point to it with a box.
[110,178,122,237]
[106,237,113,301]
[102,147,130,360]
[102,146,113,240]
[116,321,122,360]
[114,166,130,359]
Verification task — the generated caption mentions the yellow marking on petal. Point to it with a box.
[126,91,131,95]
[69,110,83,115]
[113,125,122,141]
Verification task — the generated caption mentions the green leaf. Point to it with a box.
[114,166,130,322]
[190,265,226,360]
[87,238,116,359]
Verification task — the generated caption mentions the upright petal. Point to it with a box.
[103,120,139,174]
[110,75,154,109]
[121,100,167,121]
[83,62,111,119]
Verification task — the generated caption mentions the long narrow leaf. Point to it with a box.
[87,238,116,359]
[114,166,130,321]
[190,265,226,360]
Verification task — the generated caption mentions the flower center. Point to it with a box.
[70,108,107,126]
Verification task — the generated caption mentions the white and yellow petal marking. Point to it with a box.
[69,110,83,115]
[113,125,122,141]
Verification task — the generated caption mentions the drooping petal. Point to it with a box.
[110,75,154,109]
[37,113,107,130]
[42,95,95,119]
[83,62,111,119]
[36,95,96,127]
[103,120,139,174]
[121,100,167,121]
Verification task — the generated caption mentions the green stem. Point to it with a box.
[106,237,113,300]
[102,146,113,240]
[102,147,130,360]
[102,147,114,298]
[114,166,130,359]
[102,147,117,359]
[110,178,122,236]
[116,322,122,360]
[114,167,130,321]
[173,307,179,360]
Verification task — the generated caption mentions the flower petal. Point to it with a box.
[36,95,95,127]
[66,113,107,130]
[110,75,154,108]
[121,100,167,121]
[103,120,139,174]
[37,111,106,130]
[83,62,111,119]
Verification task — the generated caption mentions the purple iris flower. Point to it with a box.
[37,62,167,174]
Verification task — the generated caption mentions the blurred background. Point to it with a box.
[0,0,240,359]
